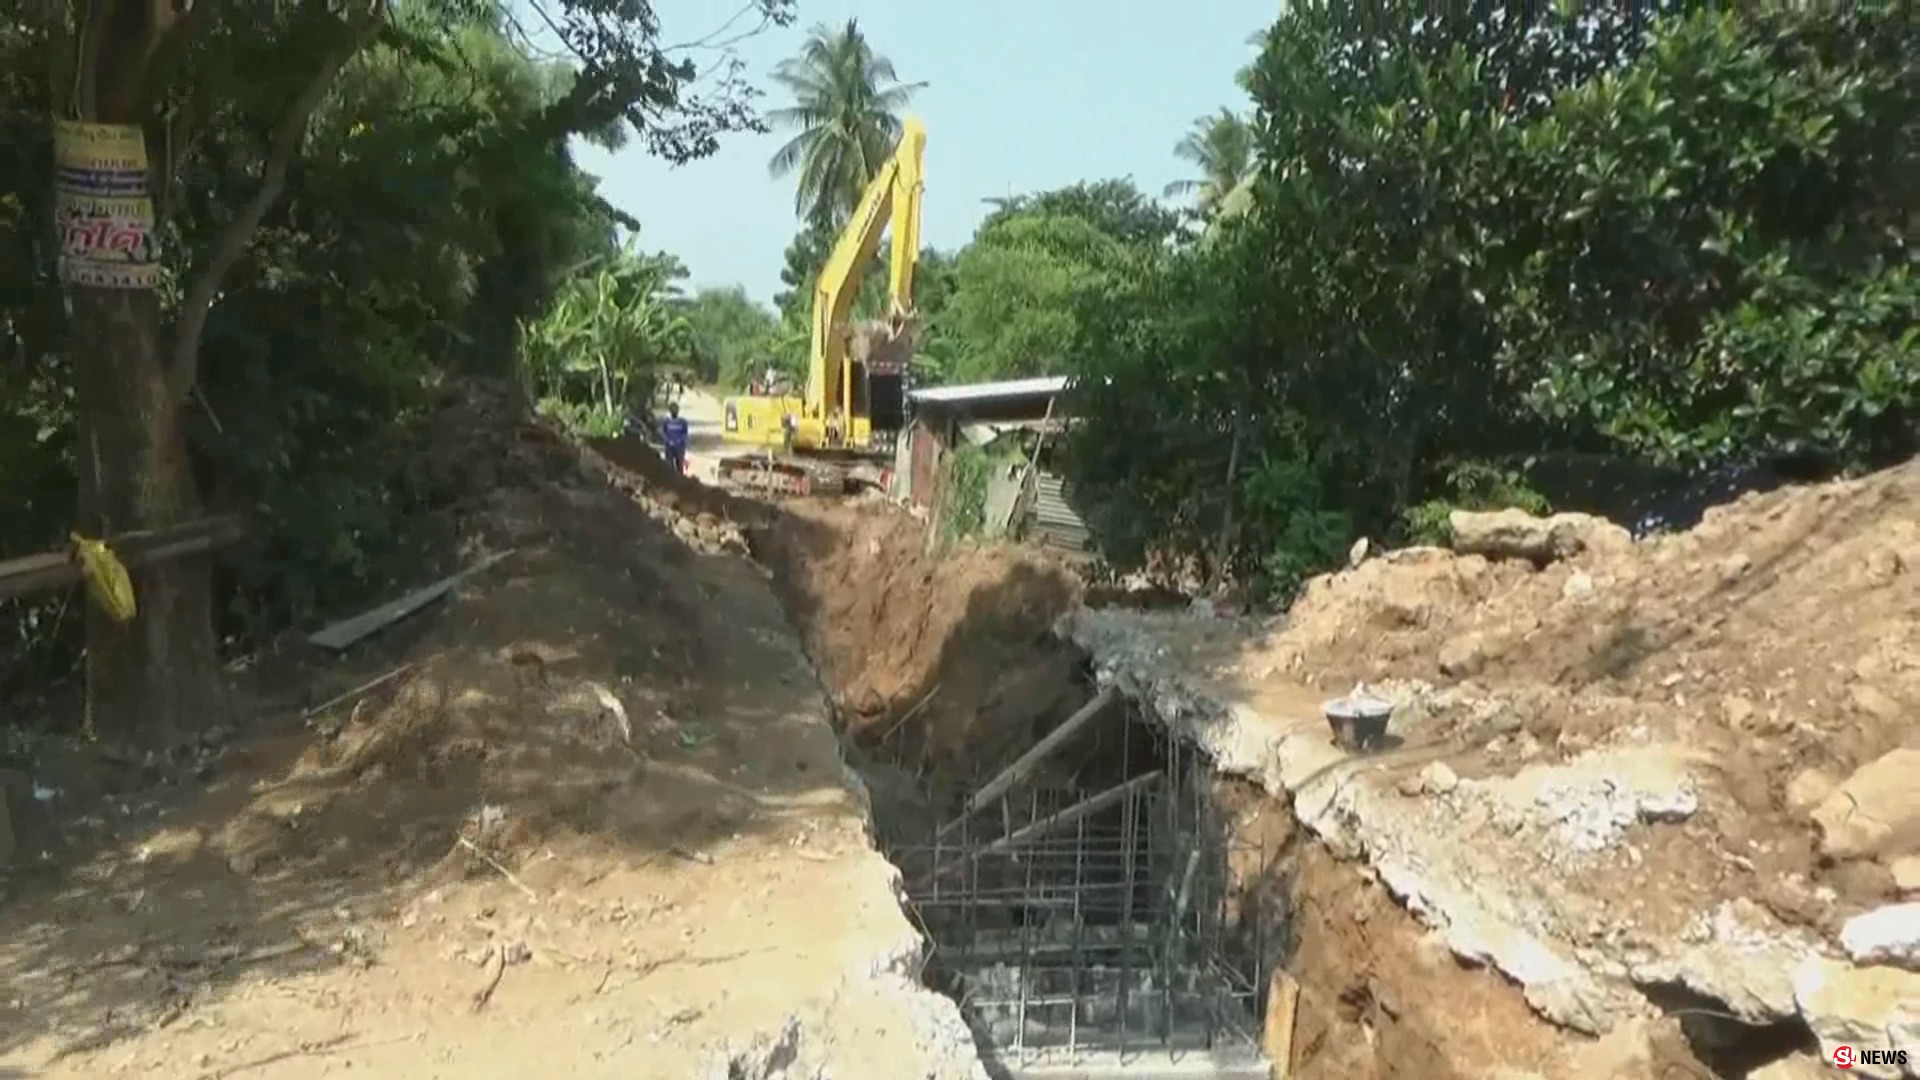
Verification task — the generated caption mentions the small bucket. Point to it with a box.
[1323,691,1393,753]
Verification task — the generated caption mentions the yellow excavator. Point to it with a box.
[717,116,926,496]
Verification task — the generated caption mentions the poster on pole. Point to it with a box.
[52,120,160,290]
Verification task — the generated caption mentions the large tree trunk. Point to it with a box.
[48,0,378,747]
[69,285,224,747]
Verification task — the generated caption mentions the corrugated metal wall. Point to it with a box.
[1025,471,1093,555]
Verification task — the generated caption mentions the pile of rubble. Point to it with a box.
[1062,462,1920,1077]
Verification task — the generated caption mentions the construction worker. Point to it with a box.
[661,402,690,476]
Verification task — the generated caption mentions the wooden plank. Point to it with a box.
[307,550,515,652]
[936,687,1117,840]
[977,769,1160,857]
[0,516,246,603]
[925,770,1162,883]
[1262,969,1300,1079]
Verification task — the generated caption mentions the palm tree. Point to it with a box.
[767,20,925,229]
[1164,108,1259,219]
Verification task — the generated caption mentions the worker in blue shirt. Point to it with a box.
[660,401,690,475]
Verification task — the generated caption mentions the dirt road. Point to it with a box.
[0,403,982,1079]
[676,386,731,486]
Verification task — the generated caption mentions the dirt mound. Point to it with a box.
[587,434,755,522]
[1228,459,1919,920]
[0,387,988,1079]
[753,501,1084,781]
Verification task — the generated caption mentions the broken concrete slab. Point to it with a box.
[1056,607,1871,1046]
[1841,903,1920,971]
[1791,957,1920,1079]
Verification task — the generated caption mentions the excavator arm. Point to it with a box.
[806,116,926,424]
[715,117,923,491]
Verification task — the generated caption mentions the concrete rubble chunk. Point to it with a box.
[1421,761,1460,795]
[1810,748,1920,860]
[1792,957,1920,1080]
[1891,855,1920,896]
[1785,767,1840,818]
[705,1016,812,1080]
[1449,508,1632,563]
[1438,633,1488,677]
[1841,903,1920,970]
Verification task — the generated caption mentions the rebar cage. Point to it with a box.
[895,715,1275,1075]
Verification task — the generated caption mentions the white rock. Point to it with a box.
[1793,956,1920,1079]
[1449,509,1631,562]
[1812,749,1920,860]
[1637,786,1698,824]
[1841,904,1920,970]
[1562,570,1596,601]
[1785,768,1840,818]
[1420,761,1461,796]
[1891,855,1920,896]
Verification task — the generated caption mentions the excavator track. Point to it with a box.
[716,453,892,499]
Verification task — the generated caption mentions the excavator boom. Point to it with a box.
[719,117,926,494]
[807,116,926,421]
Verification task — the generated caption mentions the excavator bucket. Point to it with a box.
[850,311,918,376]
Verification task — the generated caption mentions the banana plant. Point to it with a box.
[517,242,695,428]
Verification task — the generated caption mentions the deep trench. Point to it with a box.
[836,668,1822,1080]
[839,658,1286,1079]
[753,520,1815,1080]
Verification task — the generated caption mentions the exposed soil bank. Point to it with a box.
[0,397,987,1080]
[753,498,1681,1079]
[753,501,1085,786]
[1065,461,1920,1078]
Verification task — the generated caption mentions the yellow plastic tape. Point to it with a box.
[70,532,137,623]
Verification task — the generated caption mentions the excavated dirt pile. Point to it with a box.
[1275,461,1917,923]
[752,500,1087,783]
[1064,460,1920,1079]
[0,380,985,1080]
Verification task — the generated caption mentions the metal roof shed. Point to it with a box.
[906,375,1069,408]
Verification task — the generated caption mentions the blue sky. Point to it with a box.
[573,1,1275,306]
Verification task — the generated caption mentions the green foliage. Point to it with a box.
[0,1,791,696]
[681,286,780,389]
[924,179,1172,385]
[1492,9,1920,468]
[518,246,693,432]
[932,214,1136,382]
[1241,451,1353,597]
[1062,2,1915,598]
[1165,108,1259,220]
[980,180,1184,249]
[536,396,625,439]
[1401,462,1552,546]
[939,445,994,544]
[766,19,923,230]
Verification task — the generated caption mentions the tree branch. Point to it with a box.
[166,5,383,403]
[75,0,116,116]
[129,0,215,114]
